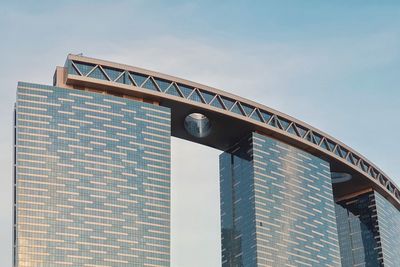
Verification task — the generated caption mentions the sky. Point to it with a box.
[1,1,400,266]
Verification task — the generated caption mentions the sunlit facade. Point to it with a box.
[14,82,171,266]
[13,54,400,266]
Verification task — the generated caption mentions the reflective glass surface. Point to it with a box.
[375,192,400,267]
[335,192,382,267]
[14,82,171,266]
[335,190,400,267]
[220,133,341,266]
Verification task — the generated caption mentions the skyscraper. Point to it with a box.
[15,82,171,266]
[220,133,340,266]
[13,54,400,266]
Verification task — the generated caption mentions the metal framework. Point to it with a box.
[63,54,400,206]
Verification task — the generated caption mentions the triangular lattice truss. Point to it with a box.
[67,59,399,202]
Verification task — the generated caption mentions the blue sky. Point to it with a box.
[1,1,399,266]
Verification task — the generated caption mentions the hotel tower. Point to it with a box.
[13,54,400,266]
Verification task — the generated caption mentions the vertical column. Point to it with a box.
[220,135,257,266]
[375,191,400,266]
[337,190,400,267]
[335,192,382,267]
[220,132,341,266]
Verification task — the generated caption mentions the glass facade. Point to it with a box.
[335,192,382,267]
[375,192,400,266]
[220,133,341,266]
[14,57,400,267]
[220,135,256,266]
[335,191,400,267]
[14,82,171,266]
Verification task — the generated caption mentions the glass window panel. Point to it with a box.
[327,139,336,151]
[74,61,95,76]
[230,103,244,116]
[277,117,290,130]
[313,133,322,145]
[269,116,279,128]
[130,72,149,87]
[220,96,235,110]
[250,110,262,122]
[165,84,182,97]
[116,72,132,85]
[305,131,313,142]
[199,90,215,104]
[177,84,194,98]
[142,78,159,91]
[241,104,255,116]
[361,161,369,172]
[320,139,329,150]
[87,67,108,80]
[70,64,80,76]
[103,67,123,81]
[339,147,348,158]
[188,90,204,103]
[260,110,272,123]
[154,78,172,92]
[296,125,308,137]
[334,146,342,157]
[286,124,297,135]
[210,97,224,109]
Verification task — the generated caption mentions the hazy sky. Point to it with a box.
[1,1,400,266]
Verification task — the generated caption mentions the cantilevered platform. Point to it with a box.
[53,54,400,209]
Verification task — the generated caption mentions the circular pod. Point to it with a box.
[184,113,211,138]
